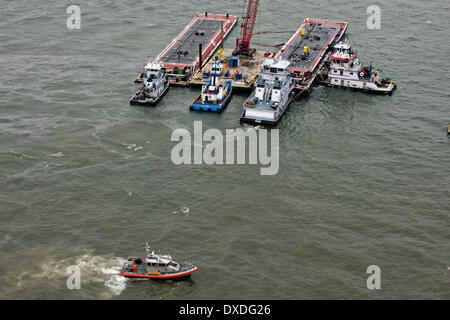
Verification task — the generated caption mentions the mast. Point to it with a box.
[211,56,220,87]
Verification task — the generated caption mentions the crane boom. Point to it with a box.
[235,0,259,55]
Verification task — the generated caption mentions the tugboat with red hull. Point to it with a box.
[119,243,198,280]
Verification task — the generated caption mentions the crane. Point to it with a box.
[234,0,260,56]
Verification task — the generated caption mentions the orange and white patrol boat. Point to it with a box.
[119,243,198,279]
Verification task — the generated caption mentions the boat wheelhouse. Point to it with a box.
[130,62,169,106]
[325,39,396,94]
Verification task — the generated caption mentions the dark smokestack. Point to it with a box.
[199,43,203,70]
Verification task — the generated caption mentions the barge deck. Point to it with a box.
[190,48,271,91]
[137,13,238,86]
[277,18,348,91]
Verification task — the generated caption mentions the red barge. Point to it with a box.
[277,18,348,91]
[136,13,238,86]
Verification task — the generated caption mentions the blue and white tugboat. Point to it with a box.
[190,56,233,112]
[323,39,396,95]
[130,62,169,106]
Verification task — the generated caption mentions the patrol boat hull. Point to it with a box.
[119,264,198,280]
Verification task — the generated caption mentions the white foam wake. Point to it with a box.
[72,254,128,296]
[31,254,128,297]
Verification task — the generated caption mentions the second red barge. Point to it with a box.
[240,18,348,126]
[277,18,348,91]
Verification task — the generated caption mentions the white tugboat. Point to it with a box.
[130,62,169,106]
[190,56,233,112]
[120,243,198,280]
[322,39,396,95]
[241,58,295,126]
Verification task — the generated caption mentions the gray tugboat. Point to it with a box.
[119,243,198,279]
[130,62,169,106]
[241,58,295,126]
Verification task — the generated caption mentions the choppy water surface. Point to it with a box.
[0,0,449,299]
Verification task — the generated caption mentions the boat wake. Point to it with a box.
[73,254,127,296]
[25,254,128,297]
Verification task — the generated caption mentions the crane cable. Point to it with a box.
[251,30,295,48]
[251,42,284,48]
[253,30,296,35]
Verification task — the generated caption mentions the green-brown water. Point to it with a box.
[0,0,449,299]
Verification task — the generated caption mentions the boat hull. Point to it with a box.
[239,112,278,127]
[120,266,198,280]
[322,79,397,95]
[240,90,298,127]
[130,84,169,106]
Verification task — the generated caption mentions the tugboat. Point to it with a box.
[190,56,233,112]
[130,62,169,106]
[119,243,198,279]
[322,39,396,95]
[240,58,295,126]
